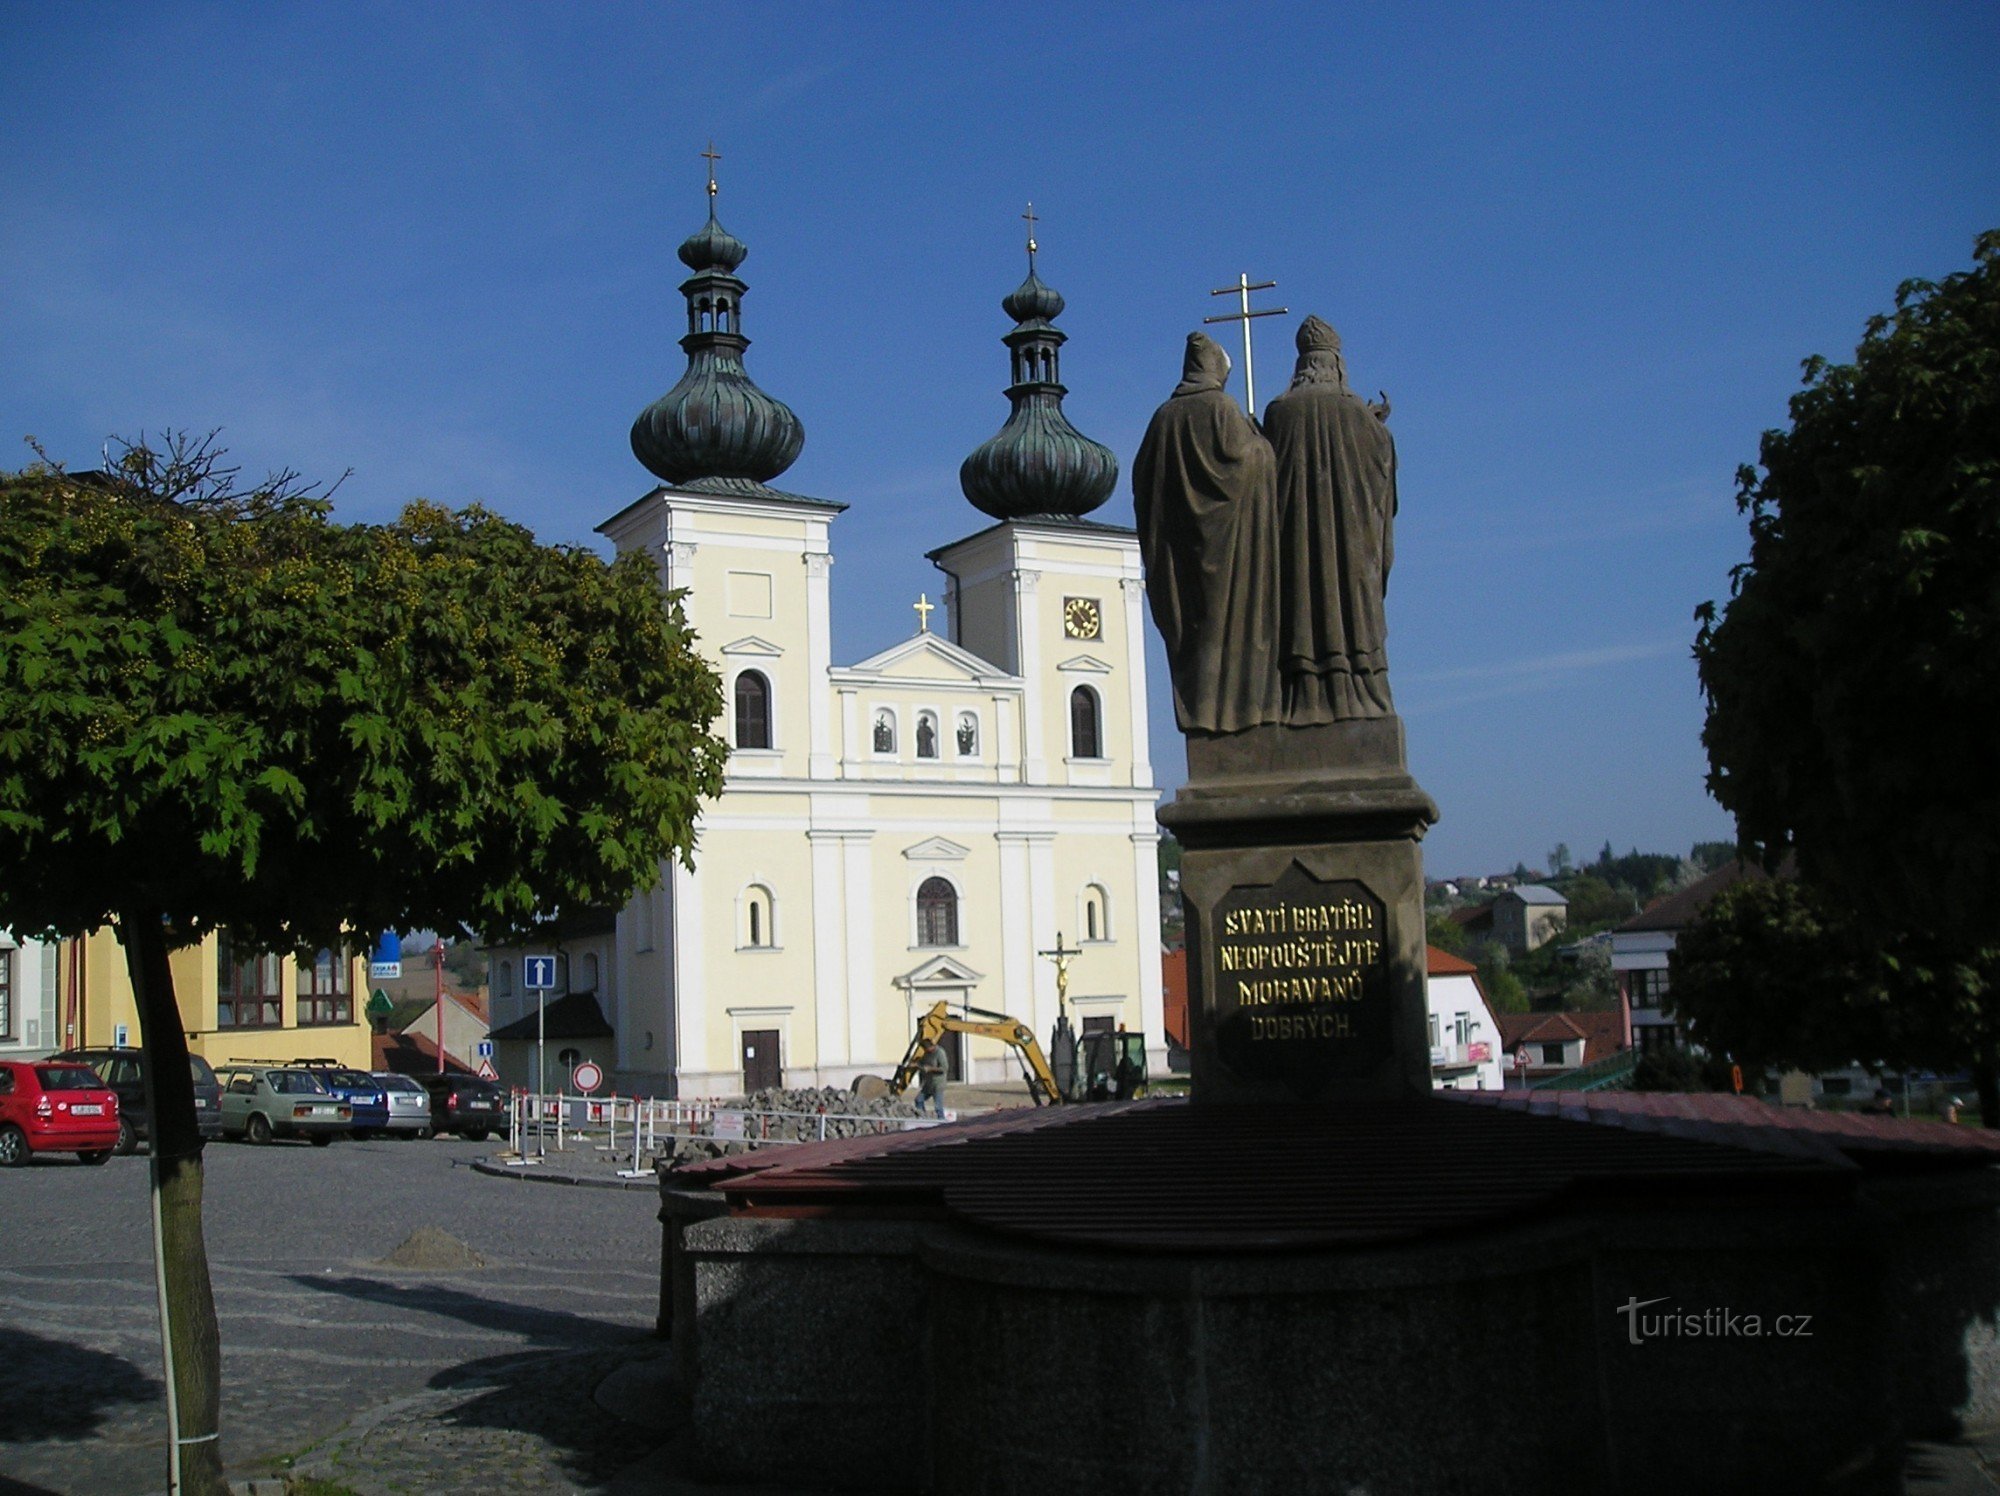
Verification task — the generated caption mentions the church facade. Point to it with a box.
[487,186,1163,1099]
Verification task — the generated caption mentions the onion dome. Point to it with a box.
[631,163,803,487]
[960,211,1117,520]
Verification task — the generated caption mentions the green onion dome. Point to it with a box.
[960,255,1116,520]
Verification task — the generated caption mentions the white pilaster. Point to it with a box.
[1132,828,1167,1068]
[807,830,850,1072]
[671,856,706,1084]
[805,547,835,779]
[1028,831,1059,1040]
[1014,566,1046,782]
[841,833,878,1064]
[997,832,1035,1026]
[1120,573,1153,789]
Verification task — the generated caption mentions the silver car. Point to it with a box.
[371,1072,435,1138]
[214,1065,351,1145]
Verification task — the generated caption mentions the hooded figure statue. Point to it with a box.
[1266,316,1397,723]
[1132,332,1283,735]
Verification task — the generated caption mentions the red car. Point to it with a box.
[0,1059,121,1166]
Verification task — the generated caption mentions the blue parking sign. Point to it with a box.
[523,955,557,990]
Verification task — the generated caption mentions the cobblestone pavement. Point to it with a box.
[0,1134,667,1495]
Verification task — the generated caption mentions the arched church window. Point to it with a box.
[917,876,958,948]
[1083,884,1109,942]
[577,953,600,992]
[743,884,774,948]
[916,712,939,759]
[735,671,771,750]
[956,713,978,756]
[1070,685,1102,759]
[496,960,514,1000]
[873,710,896,754]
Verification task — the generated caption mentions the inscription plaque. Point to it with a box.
[1207,862,1392,1098]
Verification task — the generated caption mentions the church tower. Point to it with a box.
[929,216,1163,1057]
[931,215,1150,794]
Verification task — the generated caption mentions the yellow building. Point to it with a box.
[486,190,1163,1098]
[53,929,370,1070]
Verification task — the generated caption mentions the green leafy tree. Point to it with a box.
[1689,841,1738,874]
[0,435,727,1491]
[1557,873,1637,928]
[1425,909,1468,955]
[1670,877,1980,1079]
[1547,842,1573,877]
[1694,230,2000,1117]
[1477,945,1528,1013]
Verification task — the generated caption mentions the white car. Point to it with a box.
[371,1072,435,1138]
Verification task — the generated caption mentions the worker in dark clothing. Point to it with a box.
[916,1041,948,1118]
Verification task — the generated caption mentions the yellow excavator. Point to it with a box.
[888,1001,1151,1107]
[890,1001,1063,1107]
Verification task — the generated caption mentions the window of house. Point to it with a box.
[956,713,978,756]
[297,948,352,1027]
[743,885,774,948]
[1629,968,1670,1005]
[1070,686,1102,759]
[873,709,896,754]
[217,934,282,1029]
[0,949,12,1041]
[735,671,771,750]
[496,959,515,1000]
[917,877,959,947]
[1540,1042,1566,1067]
[1428,1013,1439,1047]
[916,711,939,759]
[1454,1014,1470,1046]
[576,953,600,992]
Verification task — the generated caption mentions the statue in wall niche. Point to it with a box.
[1131,332,1284,735]
[1134,318,1397,737]
[1267,316,1397,723]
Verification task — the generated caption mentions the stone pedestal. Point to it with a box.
[1159,715,1437,1103]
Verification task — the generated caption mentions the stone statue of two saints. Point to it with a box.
[1134,316,1396,736]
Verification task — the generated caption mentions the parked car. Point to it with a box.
[418,1072,507,1140]
[212,1064,351,1145]
[54,1047,224,1153]
[290,1061,388,1136]
[371,1072,434,1138]
[0,1058,121,1166]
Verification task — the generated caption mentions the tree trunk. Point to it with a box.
[1974,1053,2000,1132]
[119,912,227,1495]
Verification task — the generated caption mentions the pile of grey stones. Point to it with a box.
[658,1083,920,1168]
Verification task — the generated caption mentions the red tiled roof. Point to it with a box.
[1426,946,1478,977]
[1449,903,1495,929]
[1618,860,1767,933]
[1496,1010,1627,1061]
[673,1096,1847,1253]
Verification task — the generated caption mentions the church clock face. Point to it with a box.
[1063,596,1102,640]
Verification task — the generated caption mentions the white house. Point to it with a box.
[1426,946,1504,1090]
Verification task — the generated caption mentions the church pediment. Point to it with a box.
[720,635,784,657]
[1056,653,1114,675]
[836,632,1017,687]
[895,954,987,988]
[903,836,971,862]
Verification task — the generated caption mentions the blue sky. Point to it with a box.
[4,2,1995,877]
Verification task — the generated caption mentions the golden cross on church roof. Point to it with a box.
[913,593,935,633]
[1022,201,1039,266]
[702,140,721,198]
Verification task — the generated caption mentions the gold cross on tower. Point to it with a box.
[701,140,721,198]
[1037,932,1080,1015]
[1021,201,1039,267]
[912,593,936,633]
[1203,272,1288,416]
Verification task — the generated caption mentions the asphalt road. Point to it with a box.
[0,1133,664,1495]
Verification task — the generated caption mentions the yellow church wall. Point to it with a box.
[691,824,823,1080]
